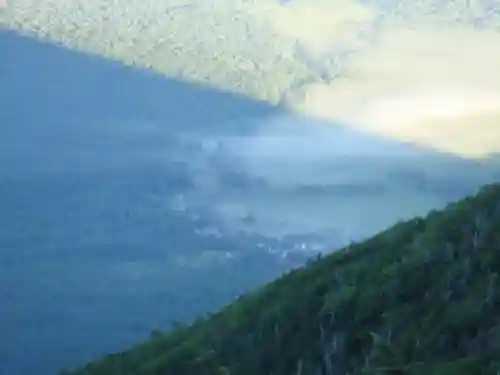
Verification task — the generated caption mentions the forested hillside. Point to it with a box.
[64,183,500,375]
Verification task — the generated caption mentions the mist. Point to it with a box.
[166,112,499,238]
[285,24,500,158]
[2,2,500,374]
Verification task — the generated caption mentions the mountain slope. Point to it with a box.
[64,183,500,375]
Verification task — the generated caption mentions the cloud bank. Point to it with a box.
[283,22,500,158]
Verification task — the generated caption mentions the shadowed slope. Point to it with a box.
[1,30,499,375]
[0,30,281,375]
[0,30,277,176]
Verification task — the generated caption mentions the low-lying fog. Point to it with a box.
[163,114,498,238]
[1,31,499,375]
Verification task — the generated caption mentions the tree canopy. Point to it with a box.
[64,183,500,375]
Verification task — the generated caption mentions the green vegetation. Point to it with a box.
[2,0,499,106]
[64,183,500,375]
[0,0,315,104]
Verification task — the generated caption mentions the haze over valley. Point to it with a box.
[1,0,499,374]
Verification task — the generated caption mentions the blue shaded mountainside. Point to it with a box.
[65,183,500,375]
[0,30,310,375]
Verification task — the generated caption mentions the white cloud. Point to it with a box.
[291,26,500,157]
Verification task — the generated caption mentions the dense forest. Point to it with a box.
[4,0,498,106]
[64,182,500,375]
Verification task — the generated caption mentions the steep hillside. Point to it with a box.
[4,0,499,109]
[3,1,500,158]
[64,183,500,375]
